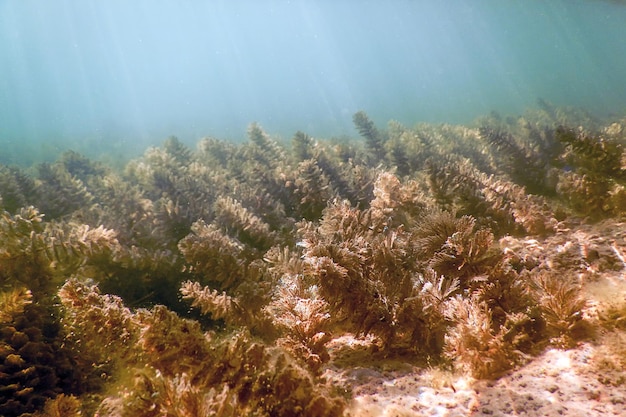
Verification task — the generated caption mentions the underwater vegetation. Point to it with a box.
[1,102,626,416]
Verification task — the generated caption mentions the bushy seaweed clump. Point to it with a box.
[0,207,117,416]
[0,104,624,415]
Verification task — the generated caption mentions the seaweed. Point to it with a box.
[444,295,525,379]
[531,271,589,346]
[35,163,94,220]
[213,196,276,251]
[180,280,244,327]
[479,126,556,195]
[414,211,499,283]
[554,126,626,218]
[32,394,82,417]
[352,110,386,163]
[290,159,334,221]
[178,220,252,290]
[474,111,626,220]
[0,288,32,323]
[58,150,108,183]
[291,131,315,162]
[266,273,332,374]
[79,173,154,247]
[59,278,345,417]
[0,165,36,214]
[0,207,66,291]
[310,147,375,210]
[297,178,454,352]
[2,105,626,414]
[426,155,557,235]
[299,198,408,347]
[1,294,78,417]
[262,245,334,372]
[177,217,277,335]
[197,136,238,168]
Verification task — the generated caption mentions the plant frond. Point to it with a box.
[0,287,32,323]
[532,271,588,345]
[353,110,386,163]
[180,281,236,321]
[444,295,523,379]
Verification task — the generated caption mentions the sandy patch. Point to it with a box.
[324,219,626,417]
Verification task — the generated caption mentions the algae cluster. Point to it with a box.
[1,102,626,416]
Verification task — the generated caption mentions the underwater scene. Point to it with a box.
[2,1,626,416]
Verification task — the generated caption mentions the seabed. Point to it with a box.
[1,105,626,416]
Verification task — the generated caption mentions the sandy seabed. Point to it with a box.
[325,220,626,417]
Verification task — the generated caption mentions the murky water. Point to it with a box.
[1,0,626,162]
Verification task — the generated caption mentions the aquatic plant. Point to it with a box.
[0,289,78,417]
[177,212,280,337]
[443,295,524,379]
[31,394,82,417]
[554,126,626,218]
[413,210,499,283]
[295,174,456,352]
[289,159,334,221]
[353,110,386,163]
[35,162,94,220]
[78,172,155,247]
[0,205,127,416]
[2,105,626,414]
[263,246,333,373]
[531,271,588,346]
[426,155,557,235]
[291,130,315,162]
[479,126,558,195]
[473,109,626,220]
[58,150,109,183]
[0,165,36,214]
[0,287,32,323]
[58,278,346,417]
[213,195,277,251]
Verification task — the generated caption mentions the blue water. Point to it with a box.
[1,0,626,160]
